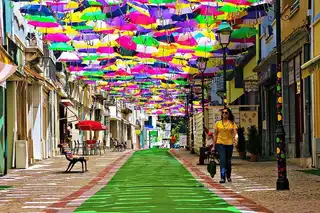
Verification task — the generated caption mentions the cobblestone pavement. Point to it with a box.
[172,149,320,213]
[0,150,133,213]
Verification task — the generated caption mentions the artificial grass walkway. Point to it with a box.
[297,169,320,176]
[74,148,240,213]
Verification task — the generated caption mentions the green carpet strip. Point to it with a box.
[74,149,240,213]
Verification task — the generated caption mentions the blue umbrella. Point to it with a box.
[20,4,52,16]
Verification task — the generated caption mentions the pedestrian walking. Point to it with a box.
[211,107,238,183]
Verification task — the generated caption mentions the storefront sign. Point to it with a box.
[244,80,259,92]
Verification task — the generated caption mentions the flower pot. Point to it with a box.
[250,154,259,162]
[238,152,246,160]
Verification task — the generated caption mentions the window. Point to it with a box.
[265,25,273,40]
[283,54,302,144]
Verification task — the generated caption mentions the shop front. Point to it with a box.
[0,46,17,176]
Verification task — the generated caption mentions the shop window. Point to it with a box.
[283,53,302,144]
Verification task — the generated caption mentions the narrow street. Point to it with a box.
[1,149,319,213]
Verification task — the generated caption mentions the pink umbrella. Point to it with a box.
[28,21,59,28]
[68,66,84,72]
[126,12,156,25]
[43,33,70,42]
[97,47,114,53]
[116,36,137,50]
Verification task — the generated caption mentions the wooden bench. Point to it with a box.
[59,144,88,173]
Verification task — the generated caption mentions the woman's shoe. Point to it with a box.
[227,178,232,182]
[219,179,226,184]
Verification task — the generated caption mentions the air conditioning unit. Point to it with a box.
[15,140,28,169]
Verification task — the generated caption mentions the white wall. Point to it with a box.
[32,84,42,160]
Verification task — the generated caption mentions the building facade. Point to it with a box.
[281,0,312,165]
[254,4,278,157]
[301,0,320,168]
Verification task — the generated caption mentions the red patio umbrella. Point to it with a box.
[76,120,107,131]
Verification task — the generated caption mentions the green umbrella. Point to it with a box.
[195,46,214,52]
[195,15,221,25]
[218,5,241,13]
[150,0,175,4]
[87,0,103,6]
[49,42,74,51]
[81,12,106,21]
[25,15,56,22]
[133,35,159,47]
[231,27,259,39]
[72,25,94,30]
[174,79,189,86]
[83,71,104,77]
[116,76,134,80]
[82,55,102,61]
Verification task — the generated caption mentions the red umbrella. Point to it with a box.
[76,120,107,131]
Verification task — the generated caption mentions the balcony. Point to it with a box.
[24,33,44,72]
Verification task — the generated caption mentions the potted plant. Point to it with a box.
[237,127,246,159]
[247,125,261,162]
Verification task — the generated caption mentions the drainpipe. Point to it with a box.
[310,0,316,168]
[4,87,8,175]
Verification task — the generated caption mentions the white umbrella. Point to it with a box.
[57,52,80,62]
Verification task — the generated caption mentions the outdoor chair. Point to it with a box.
[95,140,104,155]
[59,143,88,173]
[73,140,80,155]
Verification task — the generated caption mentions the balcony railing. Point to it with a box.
[290,0,300,15]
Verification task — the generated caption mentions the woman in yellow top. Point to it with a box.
[211,107,238,183]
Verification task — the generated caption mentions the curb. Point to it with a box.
[170,149,273,213]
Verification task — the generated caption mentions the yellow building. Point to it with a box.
[301,0,320,168]
[280,0,310,161]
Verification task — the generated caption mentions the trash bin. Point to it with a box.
[15,140,28,169]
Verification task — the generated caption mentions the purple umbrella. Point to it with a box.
[73,33,100,41]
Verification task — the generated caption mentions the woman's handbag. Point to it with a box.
[207,160,217,178]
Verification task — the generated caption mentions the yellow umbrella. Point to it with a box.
[66,1,79,9]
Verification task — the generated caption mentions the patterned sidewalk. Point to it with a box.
[1,149,319,213]
[171,149,320,213]
[0,150,132,213]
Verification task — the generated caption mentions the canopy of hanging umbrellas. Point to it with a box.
[17,0,272,116]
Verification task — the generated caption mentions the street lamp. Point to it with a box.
[216,21,233,107]
[275,0,289,190]
[190,78,195,154]
[197,57,208,165]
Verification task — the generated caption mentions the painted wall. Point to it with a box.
[260,5,276,60]
[0,87,5,175]
[6,82,17,168]
[313,0,320,138]
[281,0,308,42]
[3,0,13,39]
[244,56,257,79]
[11,3,43,51]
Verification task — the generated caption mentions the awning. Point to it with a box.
[0,62,18,83]
[61,99,73,107]
[301,54,320,79]
[0,46,13,64]
[76,120,107,131]
[0,46,17,85]
[252,50,276,73]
